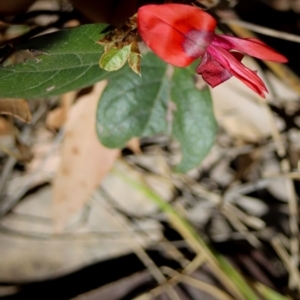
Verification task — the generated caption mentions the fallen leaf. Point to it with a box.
[0,140,32,162]
[0,117,13,135]
[52,81,120,231]
[0,98,31,123]
[14,136,33,162]
[0,183,162,281]
[0,116,32,161]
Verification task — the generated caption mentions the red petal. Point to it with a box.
[212,35,288,63]
[207,45,268,97]
[196,53,232,87]
[137,4,216,67]
[196,52,243,87]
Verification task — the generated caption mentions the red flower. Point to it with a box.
[137,4,287,97]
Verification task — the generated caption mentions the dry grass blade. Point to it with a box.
[180,175,265,239]
[0,98,31,123]
[115,161,261,300]
[271,236,300,289]
[224,202,265,230]
[183,253,207,274]
[258,101,300,290]
[263,172,300,180]
[217,17,300,291]
[133,253,208,299]
[221,19,300,43]
[162,267,235,300]
[94,189,181,300]
[221,208,261,248]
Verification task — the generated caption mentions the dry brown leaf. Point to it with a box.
[0,141,32,161]
[127,137,141,154]
[0,117,13,135]
[46,91,76,129]
[14,136,33,162]
[52,81,120,231]
[0,116,32,161]
[0,98,31,123]
[46,107,64,130]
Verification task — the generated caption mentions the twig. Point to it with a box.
[260,99,300,290]
[162,267,235,300]
[221,208,262,248]
[133,253,209,300]
[221,19,300,43]
[224,18,300,290]
[94,188,181,300]
[0,103,49,215]
[0,223,161,241]
[271,235,300,289]
[0,131,61,217]
[116,162,254,300]
[263,172,300,180]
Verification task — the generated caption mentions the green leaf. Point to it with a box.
[96,52,169,148]
[0,24,110,99]
[99,44,131,71]
[171,67,217,172]
[97,53,216,172]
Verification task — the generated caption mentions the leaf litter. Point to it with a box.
[1,1,300,299]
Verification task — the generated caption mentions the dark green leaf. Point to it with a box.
[96,52,169,148]
[171,67,217,172]
[97,53,216,172]
[0,24,110,99]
